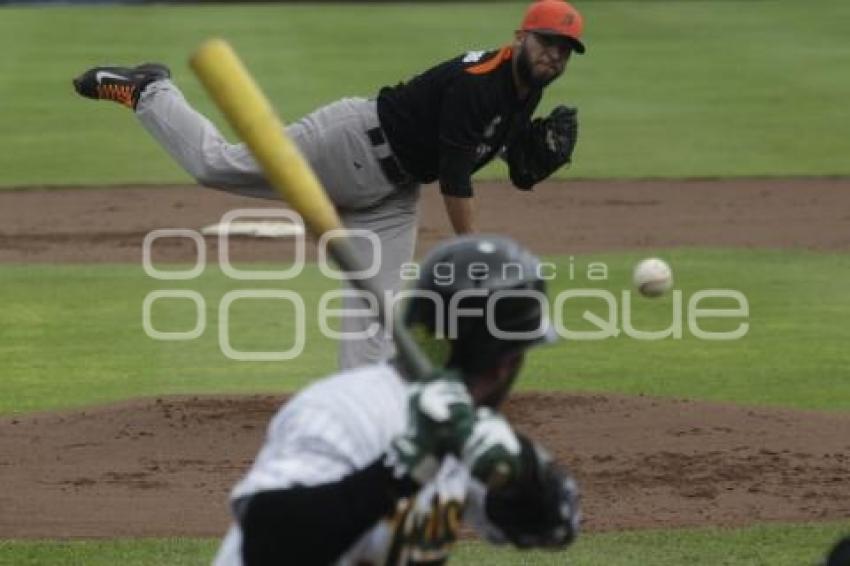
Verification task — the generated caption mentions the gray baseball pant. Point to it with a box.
[136,81,420,370]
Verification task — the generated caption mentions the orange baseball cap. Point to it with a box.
[520,0,586,54]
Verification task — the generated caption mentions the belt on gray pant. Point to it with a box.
[366,127,417,189]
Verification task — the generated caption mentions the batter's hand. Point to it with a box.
[386,372,474,484]
[486,437,581,549]
[462,408,521,488]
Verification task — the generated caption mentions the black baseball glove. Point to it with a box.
[505,105,579,191]
[484,434,581,549]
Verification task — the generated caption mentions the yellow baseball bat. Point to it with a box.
[189,38,433,379]
[189,38,340,238]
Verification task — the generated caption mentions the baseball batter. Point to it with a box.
[212,235,580,565]
[72,0,586,370]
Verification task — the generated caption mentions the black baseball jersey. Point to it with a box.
[377,46,543,198]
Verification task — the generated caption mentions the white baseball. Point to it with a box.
[633,258,673,297]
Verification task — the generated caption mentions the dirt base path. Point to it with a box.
[2,178,849,263]
[0,393,848,538]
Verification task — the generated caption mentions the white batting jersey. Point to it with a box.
[212,363,501,566]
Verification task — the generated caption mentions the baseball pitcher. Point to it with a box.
[72,0,585,370]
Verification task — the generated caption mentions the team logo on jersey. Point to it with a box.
[473,115,503,162]
[476,144,491,161]
[384,496,464,565]
[483,115,502,139]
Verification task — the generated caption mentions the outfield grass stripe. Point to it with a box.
[1,250,848,414]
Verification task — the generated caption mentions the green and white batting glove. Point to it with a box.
[462,407,522,488]
[386,372,474,485]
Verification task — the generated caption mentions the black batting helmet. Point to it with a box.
[402,235,556,375]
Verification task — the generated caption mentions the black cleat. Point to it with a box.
[72,63,171,109]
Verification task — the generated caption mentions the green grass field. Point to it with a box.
[2,1,848,564]
[1,0,849,185]
[2,522,848,566]
[2,249,849,415]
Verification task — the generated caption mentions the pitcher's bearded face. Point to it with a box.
[516,32,572,89]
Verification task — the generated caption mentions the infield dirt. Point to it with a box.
[1,179,848,538]
[2,178,849,263]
